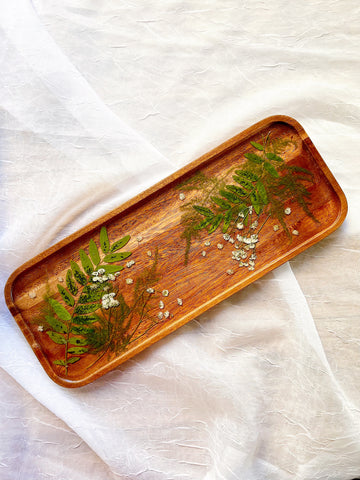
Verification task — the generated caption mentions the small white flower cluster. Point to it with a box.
[230,230,259,270]
[102,292,120,309]
[236,233,259,248]
[223,233,235,244]
[126,260,135,268]
[92,268,120,283]
[232,249,257,270]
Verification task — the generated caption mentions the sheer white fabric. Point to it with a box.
[1,1,359,479]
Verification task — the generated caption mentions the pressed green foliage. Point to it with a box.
[78,287,103,303]
[234,170,259,182]
[89,239,100,266]
[226,185,247,197]
[72,315,98,325]
[38,224,134,375]
[250,141,264,151]
[67,356,81,364]
[71,325,93,335]
[219,189,241,204]
[48,298,71,322]
[178,134,316,263]
[222,209,233,233]
[110,235,131,252]
[67,346,88,355]
[53,359,67,366]
[85,253,159,361]
[66,270,78,296]
[251,191,263,215]
[233,176,255,191]
[71,261,87,286]
[244,152,263,164]
[79,249,93,275]
[45,314,68,334]
[97,264,124,274]
[74,303,101,315]
[195,217,213,230]
[103,252,132,263]
[54,357,80,366]
[100,226,110,253]
[264,162,279,178]
[211,196,231,210]
[193,206,214,217]
[69,337,88,346]
[57,284,74,307]
[256,180,268,204]
[208,215,222,233]
[47,331,66,344]
[116,294,131,319]
[266,152,283,162]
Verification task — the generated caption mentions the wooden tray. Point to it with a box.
[4,116,347,388]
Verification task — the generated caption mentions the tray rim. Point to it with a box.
[4,115,348,388]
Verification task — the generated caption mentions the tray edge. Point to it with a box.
[4,114,348,388]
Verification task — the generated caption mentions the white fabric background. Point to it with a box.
[1,1,359,479]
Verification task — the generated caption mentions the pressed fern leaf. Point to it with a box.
[37,226,133,374]
[178,133,316,264]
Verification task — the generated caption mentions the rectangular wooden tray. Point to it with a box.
[4,116,347,388]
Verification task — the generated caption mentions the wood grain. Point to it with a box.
[4,116,348,388]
